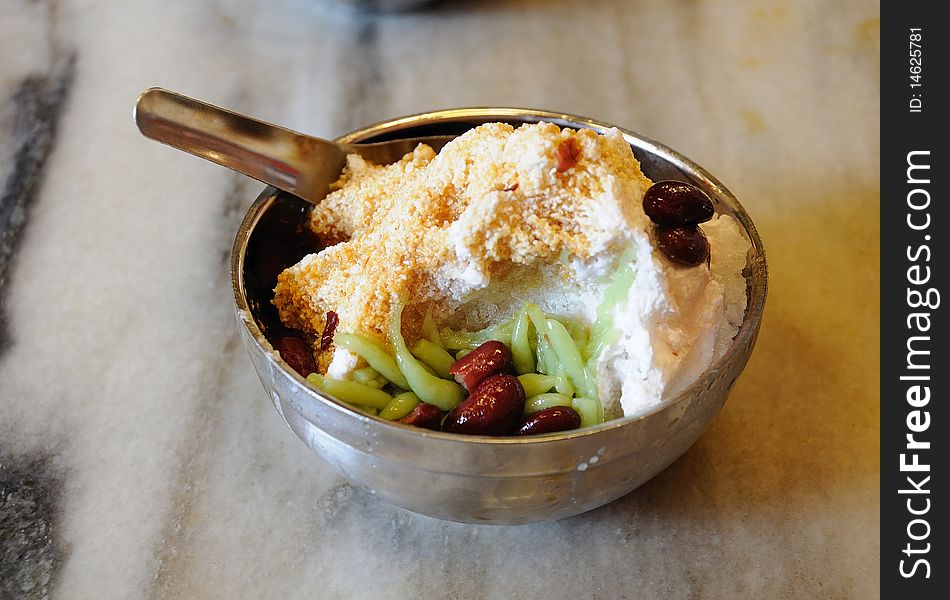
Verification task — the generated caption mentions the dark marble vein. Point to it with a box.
[0,54,76,355]
[0,453,65,600]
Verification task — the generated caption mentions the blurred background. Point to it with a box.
[1,0,879,598]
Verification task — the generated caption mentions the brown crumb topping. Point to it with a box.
[273,122,652,350]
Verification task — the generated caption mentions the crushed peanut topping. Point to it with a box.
[274,122,653,348]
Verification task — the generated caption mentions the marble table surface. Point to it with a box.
[0,0,880,598]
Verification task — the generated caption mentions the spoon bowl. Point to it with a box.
[134,88,455,204]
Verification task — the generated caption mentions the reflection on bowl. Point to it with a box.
[230,108,767,525]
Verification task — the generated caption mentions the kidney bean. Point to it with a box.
[448,340,513,392]
[516,406,582,436]
[320,310,339,352]
[398,402,443,431]
[442,374,526,436]
[656,225,709,267]
[275,336,317,376]
[643,180,715,226]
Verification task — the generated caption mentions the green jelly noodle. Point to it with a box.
[524,393,573,416]
[307,374,392,409]
[389,303,464,411]
[306,277,647,429]
[410,339,455,379]
[334,332,410,389]
[517,373,557,398]
[571,397,604,429]
[352,366,380,383]
[379,392,421,420]
[511,309,535,374]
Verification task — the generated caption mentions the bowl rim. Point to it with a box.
[231,107,768,446]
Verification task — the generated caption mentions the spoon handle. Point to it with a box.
[134,88,347,203]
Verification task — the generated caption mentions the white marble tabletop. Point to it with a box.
[0,0,880,598]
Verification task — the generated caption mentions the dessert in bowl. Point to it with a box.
[231,108,767,524]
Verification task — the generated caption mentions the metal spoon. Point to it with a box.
[133,88,455,205]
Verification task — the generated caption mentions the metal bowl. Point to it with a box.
[230,108,767,524]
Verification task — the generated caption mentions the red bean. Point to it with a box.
[442,374,526,436]
[398,403,443,430]
[320,310,339,352]
[643,180,715,226]
[448,340,513,393]
[275,336,317,376]
[516,406,582,435]
[656,225,709,267]
[555,138,581,172]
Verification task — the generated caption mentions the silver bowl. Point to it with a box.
[230,108,767,524]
